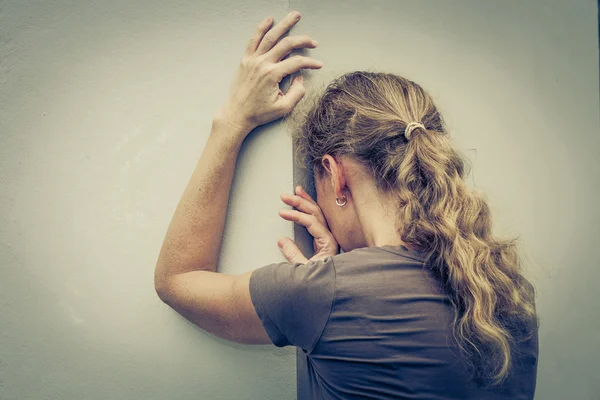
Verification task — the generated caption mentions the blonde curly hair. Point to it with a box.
[287,71,538,386]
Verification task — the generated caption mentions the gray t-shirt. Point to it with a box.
[249,244,538,399]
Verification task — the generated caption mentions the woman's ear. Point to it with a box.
[322,154,346,199]
[321,155,333,175]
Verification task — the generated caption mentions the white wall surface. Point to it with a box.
[0,1,298,399]
[1,1,599,400]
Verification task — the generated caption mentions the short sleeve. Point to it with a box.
[249,256,336,352]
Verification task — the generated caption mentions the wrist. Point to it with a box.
[213,107,255,138]
[209,118,248,150]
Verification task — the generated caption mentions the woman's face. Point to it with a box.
[314,165,366,253]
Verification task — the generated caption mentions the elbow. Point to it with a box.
[154,271,171,304]
[154,280,167,303]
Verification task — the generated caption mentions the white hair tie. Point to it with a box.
[404,121,425,140]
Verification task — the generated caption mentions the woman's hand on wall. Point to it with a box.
[214,11,323,138]
[278,186,339,264]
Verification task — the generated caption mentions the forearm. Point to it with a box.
[154,117,248,285]
[154,10,321,287]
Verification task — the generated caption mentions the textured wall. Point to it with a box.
[0,1,298,399]
[290,1,600,399]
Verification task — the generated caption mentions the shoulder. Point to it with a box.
[248,256,337,350]
[249,256,336,301]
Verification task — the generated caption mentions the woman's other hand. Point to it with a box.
[278,185,339,264]
[214,11,323,137]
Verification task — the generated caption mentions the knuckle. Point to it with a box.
[284,251,294,261]
[280,36,292,47]
[262,35,276,47]
[316,215,325,225]
[261,63,274,76]
[240,56,254,68]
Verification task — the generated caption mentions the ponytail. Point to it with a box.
[397,124,537,385]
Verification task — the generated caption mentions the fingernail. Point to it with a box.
[312,40,318,46]
[291,11,300,19]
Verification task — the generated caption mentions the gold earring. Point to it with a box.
[335,195,347,207]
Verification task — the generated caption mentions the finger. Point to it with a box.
[272,56,323,82]
[256,10,302,55]
[265,34,317,62]
[277,237,309,264]
[296,186,332,229]
[273,74,306,116]
[295,186,337,232]
[279,208,330,240]
[295,186,318,207]
[245,16,274,57]
[280,192,326,226]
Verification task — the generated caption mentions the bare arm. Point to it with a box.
[154,120,245,283]
[152,12,324,343]
[154,10,322,283]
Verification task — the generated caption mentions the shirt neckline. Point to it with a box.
[370,244,428,262]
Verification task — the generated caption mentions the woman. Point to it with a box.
[154,11,539,400]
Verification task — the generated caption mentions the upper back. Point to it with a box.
[306,244,539,400]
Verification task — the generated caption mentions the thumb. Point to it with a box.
[280,75,306,115]
[277,237,309,264]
